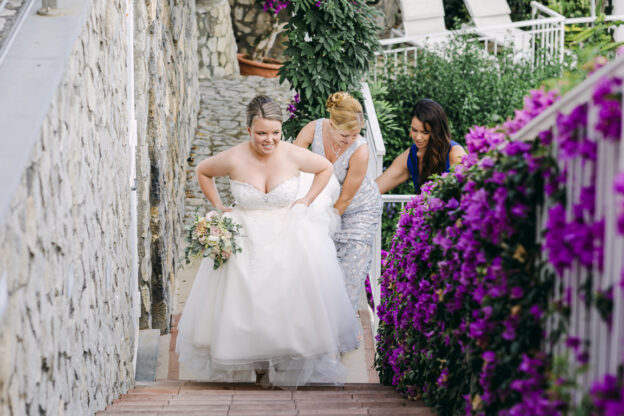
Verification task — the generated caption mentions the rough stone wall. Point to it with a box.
[197,0,240,79]
[229,0,287,59]
[134,0,199,332]
[0,1,135,415]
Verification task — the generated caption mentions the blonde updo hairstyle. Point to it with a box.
[326,92,365,132]
[246,95,283,128]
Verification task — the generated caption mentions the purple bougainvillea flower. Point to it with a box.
[502,322,517,340]
[593,77,623,141]
[482,351,496,363]
[538,129,553,145]
[565,336,581,350]
[615,172,624,194]
[510,287,524,299]
[480,156,496,169]
[436,368,449,388]
[465,126,506,154]
[576,350,589,365]
[529,305,543,320]
[590,373,624,415]
[469,319,488,338]
[502,141,531,156]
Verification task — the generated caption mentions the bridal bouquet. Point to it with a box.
[183,210,243,269]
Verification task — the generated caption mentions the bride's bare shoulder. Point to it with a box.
[220,142,249,158]
[281,141,308,158]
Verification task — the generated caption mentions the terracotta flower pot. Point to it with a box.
[237,53,282,78]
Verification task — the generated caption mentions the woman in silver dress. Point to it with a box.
[294,92,382,313]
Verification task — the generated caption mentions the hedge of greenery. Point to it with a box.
[374,64,624,415]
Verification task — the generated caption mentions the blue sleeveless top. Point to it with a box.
[407,140,460,193]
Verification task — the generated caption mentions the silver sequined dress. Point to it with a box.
[310,119,383,312]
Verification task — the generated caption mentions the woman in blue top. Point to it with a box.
[376,99,466,194]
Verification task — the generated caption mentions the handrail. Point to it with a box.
[360,81,385,337]
[565,14,624,24]
[511,53,624,142]
[530,1,564,19]
[382,194,415,204]
[0,0,37,67]
[360,81,386,174]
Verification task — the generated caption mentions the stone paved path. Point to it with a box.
[184,75,294,225]
[177,75,380,384]
[97,380,434,415]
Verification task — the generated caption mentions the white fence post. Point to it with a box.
[37,0,59,16]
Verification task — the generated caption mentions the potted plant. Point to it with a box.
[237,0,289,78]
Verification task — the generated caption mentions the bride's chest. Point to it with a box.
[230,177,299,209]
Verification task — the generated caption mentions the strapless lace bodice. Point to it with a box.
[230,176,299,210]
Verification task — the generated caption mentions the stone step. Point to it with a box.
[135,329,162,382]
[97,381,435,416]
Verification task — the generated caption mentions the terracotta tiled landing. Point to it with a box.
[97,381,435,415]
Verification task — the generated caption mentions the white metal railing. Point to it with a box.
[565,14,624,25]
[361,81,385,335]
[372,1,565,81]
[512,53,624,399]
[361,81,418,337]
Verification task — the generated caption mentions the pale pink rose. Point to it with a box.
[205,210,218,220]
[222,251,232,259]
[210,226,222,236]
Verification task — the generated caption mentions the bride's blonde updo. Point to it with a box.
[326,92,365,132]
[246,95,283,128]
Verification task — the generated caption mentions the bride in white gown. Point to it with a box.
[176,95,360,387]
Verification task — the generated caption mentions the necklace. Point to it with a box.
[331,142,344,158]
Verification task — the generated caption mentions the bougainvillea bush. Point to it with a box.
[375,69,624,415]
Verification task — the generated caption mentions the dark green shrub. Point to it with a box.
[280,0,381,140]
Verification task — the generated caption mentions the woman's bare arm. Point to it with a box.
[195,150,234,212]
[334,145,369,215]
[293,121,316,149]
[449,145,467,166]
[375,148,410,194]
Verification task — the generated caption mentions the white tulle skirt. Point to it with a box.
[176,173,360,386]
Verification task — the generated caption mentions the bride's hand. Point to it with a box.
[291,198,310,207]
[216,203,233,213]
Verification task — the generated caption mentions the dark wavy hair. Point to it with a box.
[411,99,452,186]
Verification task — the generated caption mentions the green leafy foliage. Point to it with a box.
[565,14,624,57]
[280,0,381,140]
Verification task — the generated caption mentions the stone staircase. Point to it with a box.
[100,75,437,415]
[96,381,434,415]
